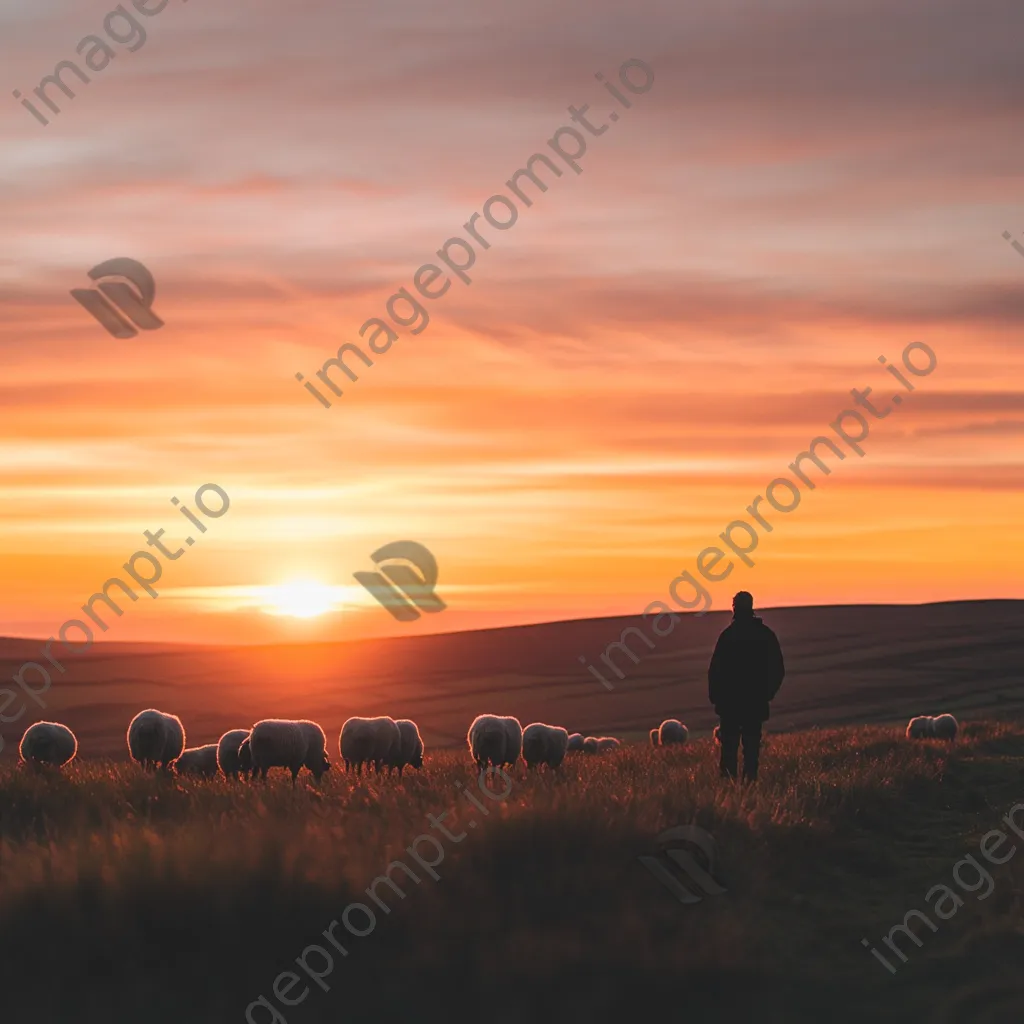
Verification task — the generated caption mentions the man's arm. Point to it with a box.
[766,629,785,700]
[708,632,726,706]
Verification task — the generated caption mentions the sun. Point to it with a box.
[261,580,341,619]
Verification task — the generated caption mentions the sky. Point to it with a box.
[1,0,1023,646]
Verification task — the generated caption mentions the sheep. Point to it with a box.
[467,714,523,770]
[932,713,959,741]
[216,729,252,778]
[649,728,660,746]
[392,719,425,776]
[340,716,401,775]
[173,744,219,778]
[522,723,569,770]
[658,719,688,746]
[467,714,507,768]
[127,709,186,770]
[906,715,936,739]
[566,732,585,752]
[250,719,331,784]
[582,735,620,754]
[18,721,78,767]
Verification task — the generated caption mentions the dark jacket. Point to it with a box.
[707,613,785,722]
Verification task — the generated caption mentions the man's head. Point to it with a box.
[732,591,754,617]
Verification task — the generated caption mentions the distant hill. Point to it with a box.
[1,599,1022,758]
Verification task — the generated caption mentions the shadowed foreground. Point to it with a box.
[2,722,1024,1022]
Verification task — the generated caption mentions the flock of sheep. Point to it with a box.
[12,711,663,779]
[12,709,960,777]
[12,712,680,777]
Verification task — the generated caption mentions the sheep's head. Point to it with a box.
[311,752,331,779]
[411,750,424,769]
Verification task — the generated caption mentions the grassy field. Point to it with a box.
[2,721,1024,1023]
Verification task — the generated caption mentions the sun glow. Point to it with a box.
[261,580,343,619]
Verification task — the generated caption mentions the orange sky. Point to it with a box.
[1,0,1023,645]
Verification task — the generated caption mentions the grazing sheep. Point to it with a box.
[216,729,252,778]
[649,728,660,746]
[467,714,523,770]
[340,716,402,775]
[237,736,252,776]
[127,709,186,770]
[173,744,219,778]
[658,719,688,746]
[19,721,77,767]
[906,715,936,739]
[932,713,959,741]
[467,715,506,768]
[251,719,331,784]
[392,719,425,776]
[566,732,585,752]
[582,735,619,754]
[522,723,569,769]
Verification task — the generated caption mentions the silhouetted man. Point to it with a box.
[708,591,784,782]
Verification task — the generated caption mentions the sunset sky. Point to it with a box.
[1,0,1023,646]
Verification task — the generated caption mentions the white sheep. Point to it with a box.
[173,744,219,778]
[522,723,569,769]
[566,732,585,752]
[340,716,401,775]
[582,735,619,754]
[467,714,505,768]
[250,719,331,784]
[649,728,660,746]
[658,719,688,746]
[906,715,936,739]
[467,714,523,770]
[127,708,186,770]
[216,729,252,778]
[931,713,959,741]
[19,721,78,767]
[391,719,425,776]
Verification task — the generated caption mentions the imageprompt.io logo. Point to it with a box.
[70,257,164,339]
[354,540,447,623]
[638,825,727,905]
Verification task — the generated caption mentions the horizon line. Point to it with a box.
[0,596,1020,652]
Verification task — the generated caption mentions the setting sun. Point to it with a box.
[260,580,344,619]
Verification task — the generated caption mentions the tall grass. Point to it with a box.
[2,721,1022,1023]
